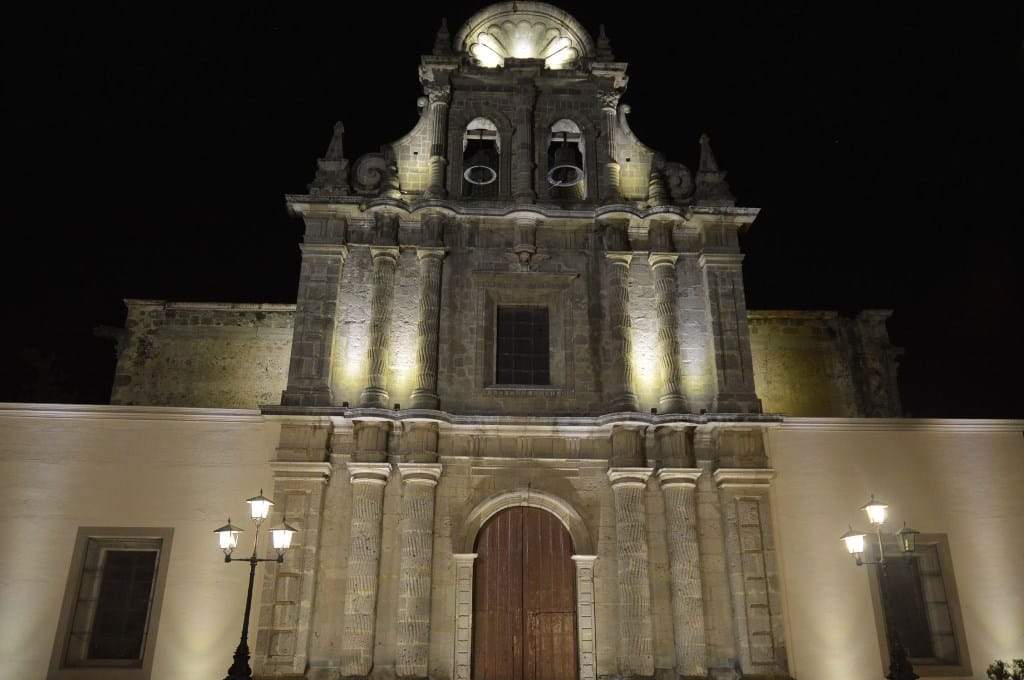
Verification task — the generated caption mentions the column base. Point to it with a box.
[359,386,390,409]
[658,393,687,414]
[408,389,439,410]
[608,391,639,413]
[711,392,762,414]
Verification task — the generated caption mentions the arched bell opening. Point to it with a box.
[462,117,500,199]
[546,119,586,202]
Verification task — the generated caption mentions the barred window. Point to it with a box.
[496,306,549,385]
[50,528,173,680]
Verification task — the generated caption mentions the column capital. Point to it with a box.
[698,252,744,269]
[648,252,679,268]
[299,243,348,258]
[452,552,478,565]
[712,467,774,488]
[369,245,400,261]
[605,251,633,266]
[570,554,598,567]
[416,246,447,261]
[655,467,702,487]
[607,466,654,486]
[347,461,392,485]
[397,462,443,485]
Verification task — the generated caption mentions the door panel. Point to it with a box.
[474,507,577,680]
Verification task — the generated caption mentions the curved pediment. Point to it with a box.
[455,2,594,70]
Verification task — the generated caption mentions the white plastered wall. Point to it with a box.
[0,404,278,680]
[767,419,1024,680]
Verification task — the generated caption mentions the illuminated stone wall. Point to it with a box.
[111,300,293,408]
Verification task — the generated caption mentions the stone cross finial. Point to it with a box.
[698,133,720,173]
[596,24,614,61]
[433,17,452,55]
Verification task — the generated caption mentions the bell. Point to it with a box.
[463,130,498,185]
[546,133,584,187]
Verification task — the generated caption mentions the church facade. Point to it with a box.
[3,4,1021,680]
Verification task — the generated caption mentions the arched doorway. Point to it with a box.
[472,506,578,680]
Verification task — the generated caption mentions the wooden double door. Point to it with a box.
[473,506,578,680]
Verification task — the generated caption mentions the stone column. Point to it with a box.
[606,252,639,412]
[360,246,400,408]
[650,251,686,413]
[339,462,392,676]
[571,555,599,680]
[714,468,786,676]
[512,77,536,204]
[699,252,761,414]
[656,468,707,677]
[607,467,655,677]
[424,84,451,198]
[394,463,442,677]
[252,461,332,677]
[452,553,478,680]
[409,247,446,409]
[282,243,347,406]
[597,90,623,203]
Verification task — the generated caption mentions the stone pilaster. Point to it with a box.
[512,78,536,204]
[656,468,707,677]
[253,461,332,677]
[714,468,787,676]
[339,462,392,676]
[395,463,443,678]
[282,243,347,406]
[571,555,599,680]
[597,90,623,203]
[423,85,450,198]
[650,252,686,413]
[409,247,446,409]
[360,246,400,408]
[452,553,478,680]
[607,467,655,677]
[699,252,761,414]
[606,252,639,412]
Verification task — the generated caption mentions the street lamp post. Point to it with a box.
[840,493,921,680]
[214,490,297,680]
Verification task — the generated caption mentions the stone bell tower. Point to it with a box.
[258,4,786,680]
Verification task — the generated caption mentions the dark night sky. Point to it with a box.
[2,2,1022,417]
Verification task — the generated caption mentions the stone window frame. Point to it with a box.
[48,527,174,680]
[471,270,578,398]
[867,533,972,677]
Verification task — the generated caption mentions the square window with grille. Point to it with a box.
[870,535,971,675]
[50,528,173,680]
[495,306,550,385]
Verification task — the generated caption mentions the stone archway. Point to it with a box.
[454,489,597,680]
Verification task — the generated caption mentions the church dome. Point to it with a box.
[454,2,595,70]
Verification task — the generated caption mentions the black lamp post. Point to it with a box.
[840,493,921,680]
[214,490,297,680]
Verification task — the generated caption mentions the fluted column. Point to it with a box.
[339,462,392,676]
[606,252,639,411]
[597,90,623,203]
[360,246,400,407]
[650,252,686,413]
[409,247,446,409]
[395,463,443,677]
[512,78,536,204]
[656,468,707,676]
[424,84,451,198]
[607,467,655,677]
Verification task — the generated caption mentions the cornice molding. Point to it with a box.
[778,418,1024,433]
[0,402,266,423]
[713,468,775,488]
